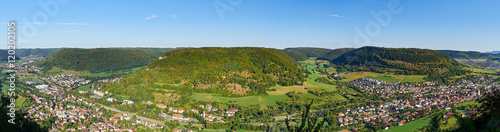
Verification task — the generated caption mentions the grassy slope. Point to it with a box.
[191,93,289,107]
[340,72,426,82]
[385,112,439,132]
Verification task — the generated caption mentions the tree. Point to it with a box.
[285,100,326,132]
[131,115,137,122]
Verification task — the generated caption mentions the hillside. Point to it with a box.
[36,48,159,73]
[284,47,332,57]
[16,48,61,58]
[332,46,468,76]
[438,50,500,59]
[103,47,306,101]
[317,48,355,61]
[0,50,19,61]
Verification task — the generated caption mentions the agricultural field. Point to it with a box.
[465,67,497,74]
[340,72,426,82]
[385,114,434,132]
[76,84,92,91]
[267,85,307,95]
[301,61,338,92]
[456,101,477,107]
[191,93,289,107]
[441,117,458,130]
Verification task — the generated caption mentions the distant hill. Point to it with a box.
[332,46,468,76]
[274,50,307,61]
[438,50,500,59]
[36,48,161,73]
[284,47,332,57]
[486,51,500,54]
[16,48,61,58]
[104,47,306,99]
[317,48,355,61]
[0,50,19,61]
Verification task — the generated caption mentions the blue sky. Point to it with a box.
[1,0,499,52]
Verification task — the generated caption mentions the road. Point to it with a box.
[81,97,168,125]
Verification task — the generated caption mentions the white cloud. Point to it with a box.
[145,15,159,20]
[326,14,351,20]
[313,13,352,20]
[170,14,178,19]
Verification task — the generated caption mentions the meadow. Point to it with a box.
[191,93,289,107]
[340,72,426,82]
[385,113,435,132]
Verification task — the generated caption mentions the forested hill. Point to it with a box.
[17,48,61,58]
[332,46,468,76]
[0,50,19,61]
[284,47,332,57]
[317,48,355,61]
[104,47,306,98]
[438,50,500,59]
[36,48,160,73]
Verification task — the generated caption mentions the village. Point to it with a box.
[334,75,499,130]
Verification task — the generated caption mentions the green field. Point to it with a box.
[191,93,290,107]
[76,84,92,91]
[441,117,458,130]
[385,112,442,132]
[302,62,338,92]
[1,83,27,93]
[340,72,426,82]
[1,83,8,93]
[456,101,477,107]
[14,96,27,108]
[465,67,497,74]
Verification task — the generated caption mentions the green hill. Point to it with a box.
[317,48,355,61]
[438,50,500,59]
[104,47,306,101]
[0,50,19,61]
[284,47,332,57]
[36,48,160,73]
[332,46,468,76]
[16,48,61,58]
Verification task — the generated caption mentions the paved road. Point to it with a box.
[97,103,166,124]
[80,97,168,125]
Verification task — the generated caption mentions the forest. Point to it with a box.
[36,48,161,73]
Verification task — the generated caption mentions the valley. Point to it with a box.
[1,47,499,132]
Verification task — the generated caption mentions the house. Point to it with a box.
[338,113,345,117]
[191,109,199,113]
[226,109,239,116]
[205,117,214,121]
[177,109,184,113]
[172,114,183,120]
[156,104,167,109]
[122,100,134,105]
[207,104,213,109]
[398,120,405,126]
[106,98,115,102]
